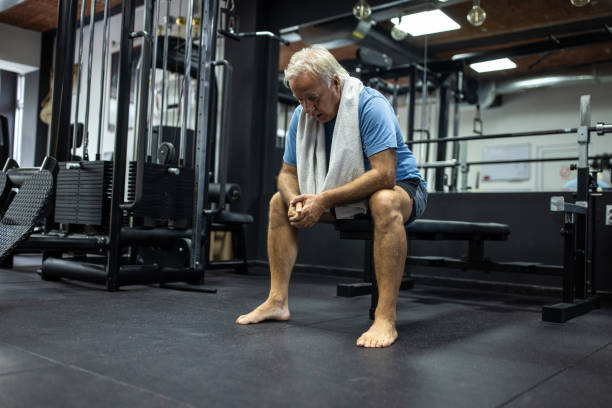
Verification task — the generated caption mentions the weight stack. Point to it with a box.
[55,161,113,226]
[127,162,194,222]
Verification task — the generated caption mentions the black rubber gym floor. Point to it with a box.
[1,255,611,407]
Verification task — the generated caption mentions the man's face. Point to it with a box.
[289,72,341,123]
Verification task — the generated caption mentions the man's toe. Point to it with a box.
[236,315,250,324]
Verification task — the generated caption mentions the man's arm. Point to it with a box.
[320,148,396,208]
[289,148,396,228]
[277,162,300,207]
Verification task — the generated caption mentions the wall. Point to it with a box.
[390,81,612,192]
[225,0,281,261]
[0,23,40,166]
[454,81,612,192]
[20,70,39,166]
[0,23,40,74]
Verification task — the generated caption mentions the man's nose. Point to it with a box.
[302,100,314,114]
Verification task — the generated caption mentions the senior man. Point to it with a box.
[236,47,427,348]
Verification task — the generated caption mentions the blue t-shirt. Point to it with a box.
[283,86,424,184]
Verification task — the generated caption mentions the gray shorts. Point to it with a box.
[330,178,428,224]
[397,178,428,225]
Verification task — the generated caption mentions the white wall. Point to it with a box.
[21,70,39,166]
[393,81,612,192]
[0,23,40,166]
[0,23,40,73]
[455,82,612,192]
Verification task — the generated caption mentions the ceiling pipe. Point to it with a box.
[478,62,612,108]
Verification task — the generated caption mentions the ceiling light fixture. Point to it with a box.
[391,9,460,37]
[390,17,408,40]
[467,0,486,27]
[570,0,590,6]
[470,58,517,73]
[353,0,372,20]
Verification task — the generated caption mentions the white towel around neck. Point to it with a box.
[296,76,367,219]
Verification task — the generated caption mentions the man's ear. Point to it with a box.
[332,74,340,90]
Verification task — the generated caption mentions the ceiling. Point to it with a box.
[279,0,612,82]
[0,0,123,32]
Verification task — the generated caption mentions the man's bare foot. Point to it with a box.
[356,318,398,348]
[236,300,290,325]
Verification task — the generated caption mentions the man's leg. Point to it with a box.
[357,187,413,348]
[236,192,298,324]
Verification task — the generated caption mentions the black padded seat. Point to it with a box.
[208,210,253,274]
[335,218,510,241]
[0,170,55,260]
[212,210,253,225]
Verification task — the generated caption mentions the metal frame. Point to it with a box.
[49,0,78,163]
[4,0,229,294]
[105,0,138,290]
[192,0,219,272]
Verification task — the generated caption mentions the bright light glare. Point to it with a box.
[470,58,517,73]
[391,10,460,36]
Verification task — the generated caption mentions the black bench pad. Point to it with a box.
[335,218,510,241]
[213,210,253,225]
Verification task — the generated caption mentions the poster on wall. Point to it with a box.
[481,143,531,182]
[107,46,142,132]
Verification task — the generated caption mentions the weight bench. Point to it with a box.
[335,218,569,320]
[335,218,512,319]
[0,157,57,263]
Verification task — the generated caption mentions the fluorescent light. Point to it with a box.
[470,58,517,73]
[391,10,460,37]
[280,32,301,43]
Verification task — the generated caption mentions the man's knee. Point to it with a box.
[369,189,402,227]
[269,192,286,213]
[269,192,288,224]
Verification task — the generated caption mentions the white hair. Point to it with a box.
[283,46,350,88]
